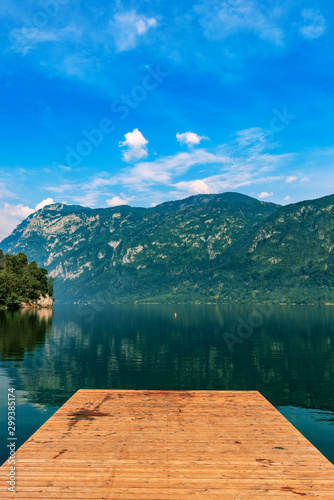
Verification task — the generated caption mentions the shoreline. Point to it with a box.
[54,301,334,306]
[0,294,54,311]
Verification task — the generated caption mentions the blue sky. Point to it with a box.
[0,0,334,240]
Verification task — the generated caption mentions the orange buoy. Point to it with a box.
[174,313,177,318]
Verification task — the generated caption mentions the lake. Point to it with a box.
[1,303,334,466]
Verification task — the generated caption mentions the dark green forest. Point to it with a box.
[0,250,54,309]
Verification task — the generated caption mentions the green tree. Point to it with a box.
[0,251,54,309]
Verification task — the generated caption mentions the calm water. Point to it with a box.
[1,304,334,466]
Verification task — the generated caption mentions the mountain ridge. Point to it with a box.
[1,192,334,304]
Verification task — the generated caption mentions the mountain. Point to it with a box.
[1,192,334,304]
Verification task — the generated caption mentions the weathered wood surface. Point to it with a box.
[1,390,334,498]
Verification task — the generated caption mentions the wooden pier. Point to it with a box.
[1,390,334,498]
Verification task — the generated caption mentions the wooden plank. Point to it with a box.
[1,390,334,498]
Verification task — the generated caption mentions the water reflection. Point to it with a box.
[1,305,333,412]
[0,308,53,361]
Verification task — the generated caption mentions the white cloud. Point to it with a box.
[173,172,282,198]
[120,129,149,162]
[8,26,81,55]
[195,0,285,46]
[119,149,231,187]
[0,198,56,241]
[299,10,326,40]
[0,181,18,199]
[284,196,291,201]
[35,198,54,211]
[3,203,34,219]
[175,179,215,195]
[106,195,133,207]
[72,192,100,207]
[88,178,117,190]
[259,191,273,199]
[300,177,310,183]
[176,132,209,146]
[286,175,297,183]
[45,184,72,194]
[110,10,157,51]
[0,203,34,242]
[236,127,271,148]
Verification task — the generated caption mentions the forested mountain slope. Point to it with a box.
[1,193,334,303]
